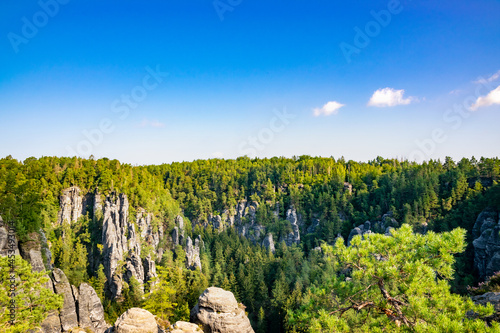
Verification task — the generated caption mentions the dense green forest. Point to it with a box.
[1,155,500,332]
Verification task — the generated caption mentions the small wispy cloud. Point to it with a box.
[473,70,500,85]
[138,119,165,128]
[367,87,416,107]
[313,101,345,116]
[471,85,500,111]
[449,89,463,95]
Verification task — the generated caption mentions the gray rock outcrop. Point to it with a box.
[102,193,147,299]
[347,214,399,246]
[471,292,500,323]
[52,268,79,331]
[262,233,275,253]
[282,207,300,246]
[114,308,158,333]
[57,186,89,225]
[190,287,254,333]
[137,209,164,251]
[472,208,500,281]
[172,215,185,247]
[79,283,108,333]
[186,236,202,271]
[0,223,20,257]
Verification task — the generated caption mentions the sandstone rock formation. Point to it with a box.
[171,321,203,333]
[472,208,500,281]
[186,236,202,271]
[190,287,254,333]
[114,308,158,333]
[347,213,399,246]
[172,215,185,247]
[471,292,500,323]
[57,186,89,225]
[0,222,20,257]
[78,283,108,333]
[262,233,275,253]
[52,268,79,331]
[281,207,300,246]
[101,193,155,299]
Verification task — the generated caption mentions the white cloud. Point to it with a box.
[313,101,345,116]
[138,119,165,128]
[474,70,500,85]
[367,87,415,107]
[471,85,500,110]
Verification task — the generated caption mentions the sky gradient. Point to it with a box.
[1,0,500,165]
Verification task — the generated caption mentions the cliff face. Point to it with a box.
[57,188,161,300]
[57,186,90,225]
[2,229,109,333]
[48,268,109,333]
[99,193,161,299]
[472,208,500,281]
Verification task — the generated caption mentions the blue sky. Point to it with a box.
[1,0,499,165]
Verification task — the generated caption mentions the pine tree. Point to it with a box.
[290,225,498,332]
[0,256,63,332]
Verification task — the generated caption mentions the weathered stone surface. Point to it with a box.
[171,321,202,333]
[29,249,45,273]
[347,215,399,246]
[137,210,164,251]
[78,283,108,333]
[102,193,145,298]
[144,254,157,287]
[186,236,202,271]
[472,208,500,280]
[114,308,158,333]
[281,207,300,246]
[471,292,500,322]
[52,268,78,332]
[41,310,63,333]
[57,186,88,225]
[172,227,180,246]
[39,229,53,271]
[191,287,254,333]
[211,215,223,232]
[262,233,275,253]
[0,225,20,257]
[306,218,320,234]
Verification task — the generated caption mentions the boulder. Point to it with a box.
[114,308,158,333]
[190,287,254,333]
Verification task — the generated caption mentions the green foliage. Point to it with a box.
[144,265,208,323]
[0,256,63,332]
[288,225,498,332]
[2,155,500,332]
